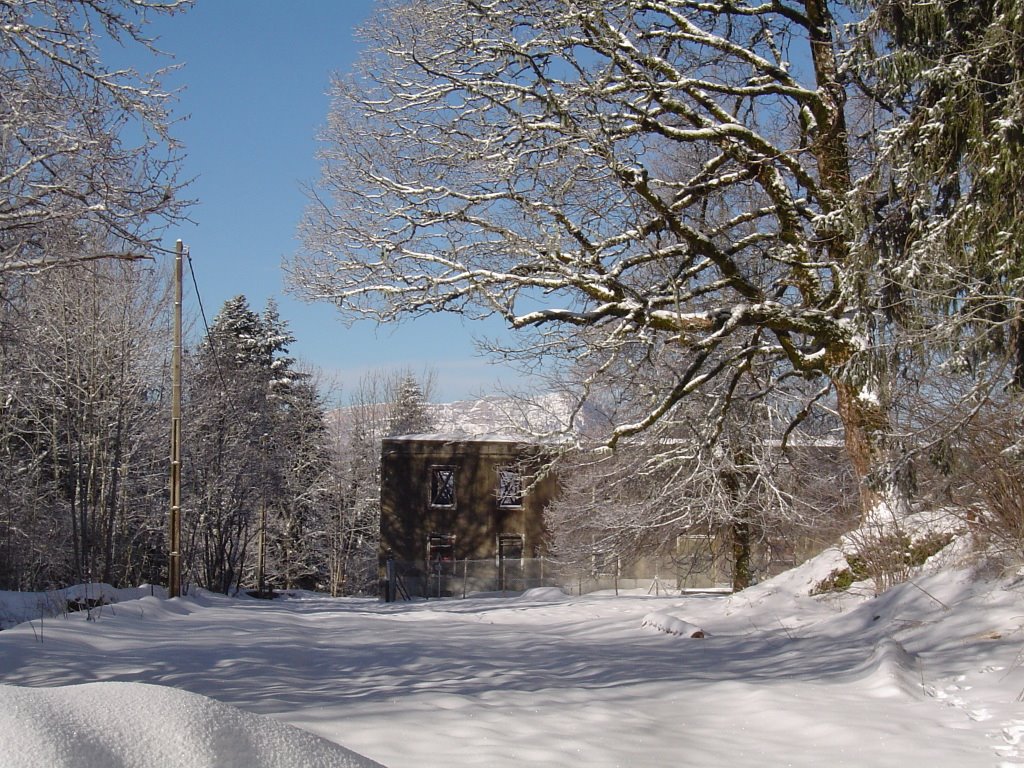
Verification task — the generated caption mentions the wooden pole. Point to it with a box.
[168,240,183,598]
[257,498,267,596]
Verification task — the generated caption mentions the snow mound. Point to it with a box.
[517,587,569,602]
[845,638,923,698]
[0,682,383,768]
[841,507,963,550]
[642,611,705,637]
[726,546,866,608]
[0,583,167,630]
[756,546,853,597]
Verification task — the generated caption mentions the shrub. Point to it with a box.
[811,531,953,595]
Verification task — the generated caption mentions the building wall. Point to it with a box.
[379,436,557,571]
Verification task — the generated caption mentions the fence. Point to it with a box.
[382,554,733,601]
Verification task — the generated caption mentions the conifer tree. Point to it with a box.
[386,371,434,436]
[853,0,1024,385]
[184,295,331,593]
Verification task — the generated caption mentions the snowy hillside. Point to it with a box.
[4,537,1024,766]
[331,390,598,440]
[427,391,580,436]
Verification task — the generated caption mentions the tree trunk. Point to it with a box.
[731,517,752,592]
[805,0,910,525]
[1012,312,1024,390]
[835,380,911,525]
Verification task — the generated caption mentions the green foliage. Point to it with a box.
[811,567,857,595]
[907,531,954,567]
[811,531,953,595]
[852,0,1024,383]
[811,555,870,595]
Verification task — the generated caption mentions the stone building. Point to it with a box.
[379,434,558,598]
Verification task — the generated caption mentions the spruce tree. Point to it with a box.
[185,295,331,593]
[386,372,434,436]
[854,0,1024,382]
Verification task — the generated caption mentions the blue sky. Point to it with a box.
[145,0,525,403]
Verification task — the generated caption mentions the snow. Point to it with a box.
[0,683,377,768]
[857,385,881,407]
[332,393,590,441]
[3,544,1024,767]
[640,611,705,637]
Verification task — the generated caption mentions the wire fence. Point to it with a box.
[382,555,733,601]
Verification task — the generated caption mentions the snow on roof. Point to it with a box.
[383,432,529,443]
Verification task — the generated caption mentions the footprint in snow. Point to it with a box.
[1002,723,1024,746]
[991,720,1024,766]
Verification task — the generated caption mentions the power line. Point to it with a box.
[185,247,216,351]
[184,248,230,391]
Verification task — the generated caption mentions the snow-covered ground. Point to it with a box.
[3,543,1024,767]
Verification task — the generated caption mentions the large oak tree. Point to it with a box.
[289,0,1015,523]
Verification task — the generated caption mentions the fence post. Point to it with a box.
[385,554,395,603]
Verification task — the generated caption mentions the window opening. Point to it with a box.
[497,467,523,508]
[430,466,456,507]
[427,532,455,563]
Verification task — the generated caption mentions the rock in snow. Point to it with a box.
[641,611,706,638]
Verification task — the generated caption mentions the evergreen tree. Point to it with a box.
[261,299,300,398]
[184,295,331,594]
[849,0,1024,544]
[386,371,434,436]
[853,0,1024,384]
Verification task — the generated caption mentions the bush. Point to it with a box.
[811,531,953,595]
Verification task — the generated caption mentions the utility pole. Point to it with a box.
[256,433,269,597]
[168,240,183,598]
[257,497,267,596]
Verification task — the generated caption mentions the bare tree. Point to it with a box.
[327,367,437,595]
[289,0,919,524]
[262,374,336,591]
[328,375,387,596]
[546,342,857,590]
[0,249,171,589]
[1,0,191,275]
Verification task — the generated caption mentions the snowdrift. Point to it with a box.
[0,681,382,768]
[3,531,1024,766]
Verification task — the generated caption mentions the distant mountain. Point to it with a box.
[329,392,600,443]
[427,392,577,437]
